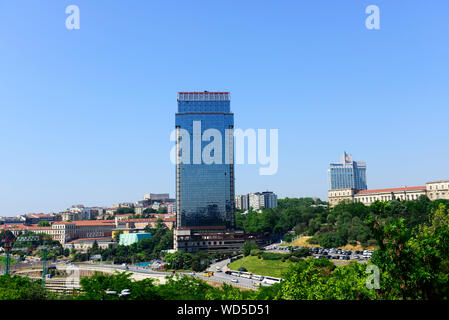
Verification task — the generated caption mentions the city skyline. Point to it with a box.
[1,1,449,216]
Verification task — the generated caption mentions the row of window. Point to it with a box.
[330,193,425,204]
[428,184,449,190]
[429,193,448,199]
[179,241,224,246]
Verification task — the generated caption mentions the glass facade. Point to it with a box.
[328,152,367,190]
[175,92,235,228]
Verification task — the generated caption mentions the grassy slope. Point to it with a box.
[228,255,294,278]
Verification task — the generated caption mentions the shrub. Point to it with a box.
[319,232,346,248]
[366,239,377,247]
[261,252,285,260]
[283,233,294,243]
[289,256,301,262]
[292,248,310,258]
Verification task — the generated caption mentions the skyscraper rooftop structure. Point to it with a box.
[328,152,367,191]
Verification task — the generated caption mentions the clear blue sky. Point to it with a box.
[1,1,448,216]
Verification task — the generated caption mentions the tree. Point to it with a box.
[157,206,167,214]
[157,274,213,300]
[242,241,258,256]
[0,275,55,300]
[278,259,377,300]
[368,203,449,299]
[92,240,99,253]
[143,208,157,214]
[37,221,51,227]
[319,232,346,248]
[77,272,160,300]
[115,207,135,215]
[114,230,123,242]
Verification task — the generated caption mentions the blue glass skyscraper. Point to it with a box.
[328,152,367,190]
[175,92,235,229]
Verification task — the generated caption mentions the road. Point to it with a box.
[200,258,260,290]
[56,263,172,284]
[54,261,260,290]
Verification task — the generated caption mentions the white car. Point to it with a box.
[231,279,238,283]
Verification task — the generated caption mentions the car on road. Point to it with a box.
[231,278,238,283]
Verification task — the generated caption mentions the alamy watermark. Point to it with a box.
[170,122,278,175]
[365,5,380,30]
[365,264,380,289]
[65,264,80,289]
[66,5,80,30]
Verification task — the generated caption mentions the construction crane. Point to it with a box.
[0,231,13,275]
[16,236,56,283]
[2,234,58,282]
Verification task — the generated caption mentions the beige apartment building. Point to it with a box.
[1,220,115,245]
[328,179,449,207]
[426,180,449,201]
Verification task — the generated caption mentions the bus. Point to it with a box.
[262,276,283,285]
[251,275,264,281]
[240,272,252,279]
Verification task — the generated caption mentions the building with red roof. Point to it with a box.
[328,180,449,207]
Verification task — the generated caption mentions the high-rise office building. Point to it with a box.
[328,152,367,191]
[174,92,252,252]
[175,91,235,228]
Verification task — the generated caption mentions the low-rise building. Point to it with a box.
[328,185,431,207]
[426,180,449,201]
[64,237,115,251]
[119,232,152,246]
